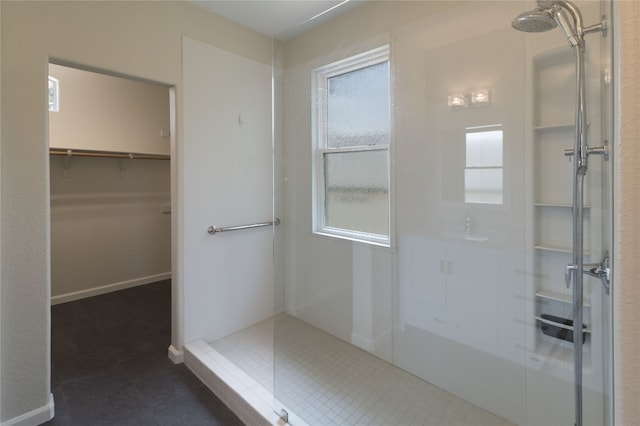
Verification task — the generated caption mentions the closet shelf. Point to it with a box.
[534,122,590,132]
[49,148,170,161]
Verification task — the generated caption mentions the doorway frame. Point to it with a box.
[45,58,182,365]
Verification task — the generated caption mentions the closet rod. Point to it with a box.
[49,148,169,161]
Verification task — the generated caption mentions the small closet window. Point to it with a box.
[48,76,59,112]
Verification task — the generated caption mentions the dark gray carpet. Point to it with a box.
[45,280,243,426]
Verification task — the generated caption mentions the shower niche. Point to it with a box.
[529,45,602,372]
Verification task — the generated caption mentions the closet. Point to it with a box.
[49,64,172,304]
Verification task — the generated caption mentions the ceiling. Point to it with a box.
[192,0,363,40]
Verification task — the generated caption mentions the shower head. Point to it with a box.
[511,8,558,33]
[512,1,582,47]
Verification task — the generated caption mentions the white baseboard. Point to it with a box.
[168,344,184,364]
[351,328,393,359]
[351,332,376,352]
[1,393,54,426]
[51,272,172,305]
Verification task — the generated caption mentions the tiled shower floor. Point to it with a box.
[207,314,515,426]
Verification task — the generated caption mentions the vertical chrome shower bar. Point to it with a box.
[561,4,608,425]
[573,39,586,426]
[560,3,586,424]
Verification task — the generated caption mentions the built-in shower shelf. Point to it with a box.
[534,290,592,360]
[535,289,591,307]
[534,202,591,209]
[533,123,574,131]
[534,244,591,256]
[535,244,571,253]
[531,340,592,372]
[535,315,591,333]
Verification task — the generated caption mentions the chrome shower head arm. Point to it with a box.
[551,4,582,47]
[553,0,584,36]
[584,18,607,36]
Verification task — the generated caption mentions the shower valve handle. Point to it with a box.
[565,256,611,293]
[565,263,578,289]
[583,254,611,295]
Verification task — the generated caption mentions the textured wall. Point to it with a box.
[614,2,640,423]
[0,1,272,422]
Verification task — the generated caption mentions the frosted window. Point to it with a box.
[324,150,389,236]
[313,45,391,245]
[327,62,389,148]
[465,128,503,205]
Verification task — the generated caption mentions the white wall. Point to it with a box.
[182,37,275,344]
[49,156,171,302]
[281,1,630,424]
[282,33,393,355]
[49,64,170,155]
[282,3,529,421]
[0,1,273,423]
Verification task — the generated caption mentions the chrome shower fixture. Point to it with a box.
[511,3,607,426]
[552,5,580,47]
[511,0,605,48]
[511,8,558,33]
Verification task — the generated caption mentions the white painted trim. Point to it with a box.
[167,344,184,364]
[168,83,184,371]
[311,45,392,247]
[183,341,289,426]
[286,304,305,317]
[351,327,392,356]
[50,272,171,305]
[1,393,54,426]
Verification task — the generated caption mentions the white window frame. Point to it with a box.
[312,45,391,247]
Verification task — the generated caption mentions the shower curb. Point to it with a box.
[184,340,288,426]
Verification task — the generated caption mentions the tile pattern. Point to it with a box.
[45,280,243,426]
[212,314,515,426]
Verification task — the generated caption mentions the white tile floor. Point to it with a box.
[208,314,515,426]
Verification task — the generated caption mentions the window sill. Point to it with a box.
[312,229,392,250]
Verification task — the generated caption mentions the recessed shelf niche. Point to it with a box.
[531,46,595,369]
